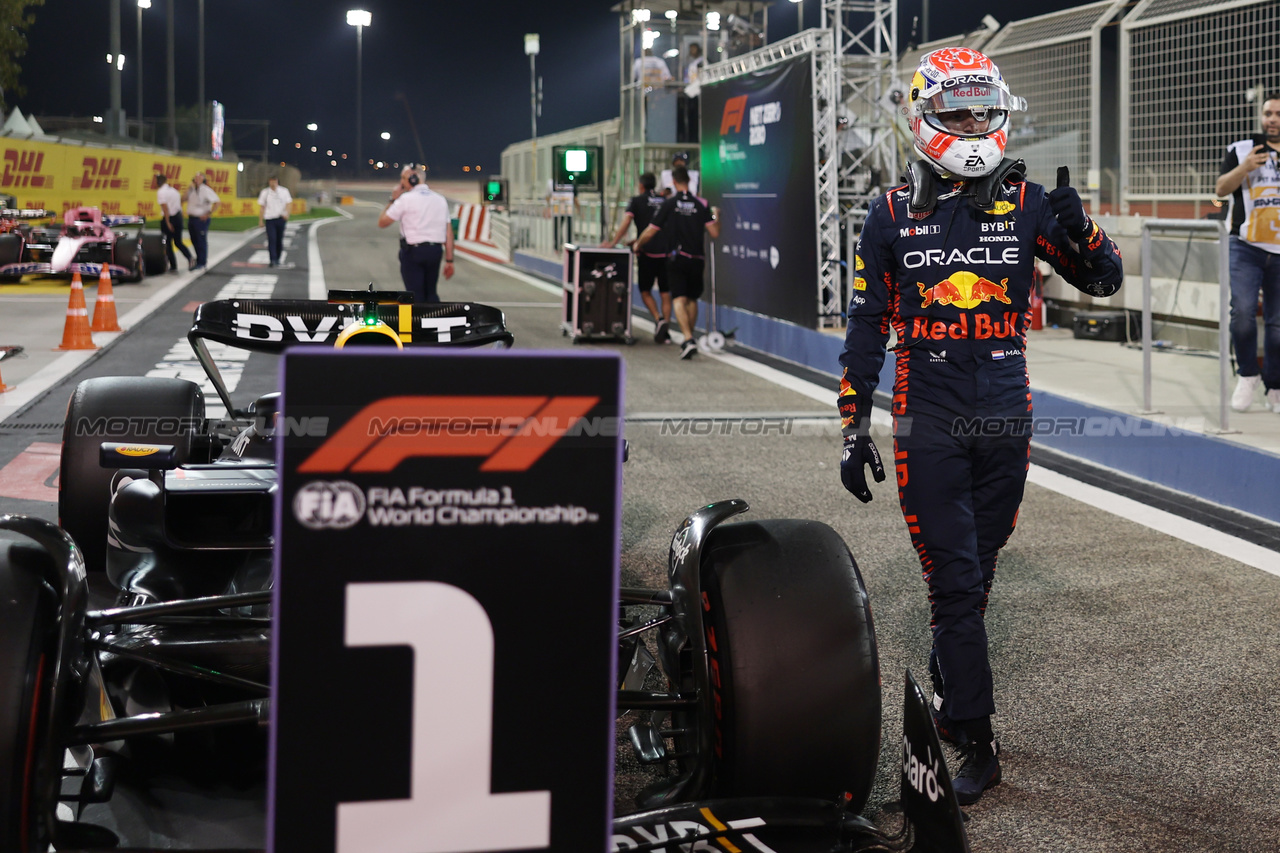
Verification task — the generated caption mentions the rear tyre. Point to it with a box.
[113,235,144,283]
[141,232,167,276]
[701,518,881,808]
[60,377,204,573]
[0,233,24,282]
[0,542,59,852]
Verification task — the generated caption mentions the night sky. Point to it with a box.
[16,0,1086,177]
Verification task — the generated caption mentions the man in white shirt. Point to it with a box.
[183,172,220,270]
[632,48,673,88]
[154,174,192,273]
[257,175,293,268]
[377,166,455,303]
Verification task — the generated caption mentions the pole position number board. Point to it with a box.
[272,349,623,853]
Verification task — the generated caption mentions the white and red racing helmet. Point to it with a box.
[905,47,1026,178]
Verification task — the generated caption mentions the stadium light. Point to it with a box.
[706,11,721,30]
[306,123,318,131]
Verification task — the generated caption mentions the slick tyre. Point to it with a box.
[60,377,204,574]
[113,236,144,283]
[0,542,59,852]
[141,232,167,276]
[0,233,24,282]
[701,518,881,809]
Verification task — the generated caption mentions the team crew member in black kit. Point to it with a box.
[633,165,720,359]
[837,47,1123,804]
[603,173,673,343]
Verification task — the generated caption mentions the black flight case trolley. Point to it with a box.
[561,243,635,344]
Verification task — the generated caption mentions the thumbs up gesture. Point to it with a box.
[1048,166,1091,239]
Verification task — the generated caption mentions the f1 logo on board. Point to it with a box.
[298,395,600,474]
[721,95,748,135]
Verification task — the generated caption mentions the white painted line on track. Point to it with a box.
[474,254,1280,573]
[307,206,354,300]
[1027,466,1280,576]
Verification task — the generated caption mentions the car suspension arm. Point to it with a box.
[69,699,269,744]
[85,637,269,694]
[85,589,272,627]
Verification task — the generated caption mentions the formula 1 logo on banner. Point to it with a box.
[721,95,749,135]
[298,395,601,474]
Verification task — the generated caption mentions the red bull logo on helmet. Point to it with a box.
[917,271,1011,309]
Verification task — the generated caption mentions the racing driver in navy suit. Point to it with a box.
[836,46,1124,805]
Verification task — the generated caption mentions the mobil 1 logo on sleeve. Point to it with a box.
[272,349,624,853]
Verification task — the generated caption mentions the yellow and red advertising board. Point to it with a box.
[0,137,287,219]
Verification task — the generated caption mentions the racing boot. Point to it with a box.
[928,649,969,746]
[952,716,1001,805]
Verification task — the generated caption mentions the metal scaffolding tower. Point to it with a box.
[822,0,901,225]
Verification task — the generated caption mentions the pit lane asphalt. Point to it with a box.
[1,193,1278,852]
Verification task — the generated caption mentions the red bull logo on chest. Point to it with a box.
[917,271,1011,309]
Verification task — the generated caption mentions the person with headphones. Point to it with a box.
[377,165,455,302]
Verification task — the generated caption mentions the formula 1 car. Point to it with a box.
[0,206,167,284]
[0,289,971,851]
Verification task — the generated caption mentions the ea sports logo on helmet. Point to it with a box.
[293,480,366,530]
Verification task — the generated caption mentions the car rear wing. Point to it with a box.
[101,214,147,228]
[188,297,515,416]
[0,207,54,220]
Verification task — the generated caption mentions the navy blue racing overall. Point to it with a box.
[838,165,1123,725]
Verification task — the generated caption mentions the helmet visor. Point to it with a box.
[921,77,1020,112]
[923,107,1011,135]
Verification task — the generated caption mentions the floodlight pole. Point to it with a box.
[526,34,539,196]
[347,11,372,174]
[165,0,176,150]
[109,0,122,136]
[198,0,206,154]
[136,0,149,140]
[355,23,363,172]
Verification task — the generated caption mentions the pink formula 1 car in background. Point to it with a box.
[0,206,167,284]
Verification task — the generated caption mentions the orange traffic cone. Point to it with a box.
[0,362,9,393]
[91,264,122,332]
[55,271,99,351]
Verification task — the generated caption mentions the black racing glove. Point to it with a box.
[840,426,885,503]
[1048,166,1091,240]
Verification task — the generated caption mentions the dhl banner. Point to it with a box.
[0,137,286,220]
